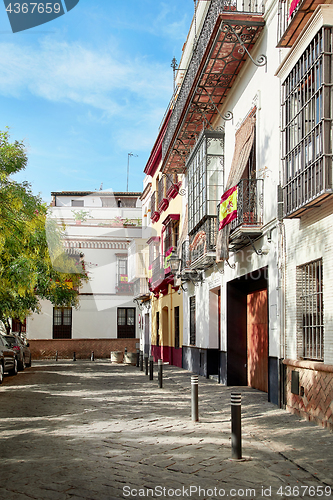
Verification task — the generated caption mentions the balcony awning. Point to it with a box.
[162,4,264,174]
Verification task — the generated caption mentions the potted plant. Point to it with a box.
[72,210,91,224]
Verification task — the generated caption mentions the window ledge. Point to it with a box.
[283,358,333,373]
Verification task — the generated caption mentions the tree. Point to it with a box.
[0,129,88,332]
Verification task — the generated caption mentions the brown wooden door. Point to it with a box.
[247,289,268,392]
[117,308,136,338]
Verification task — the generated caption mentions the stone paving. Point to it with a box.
[0,360,332,500]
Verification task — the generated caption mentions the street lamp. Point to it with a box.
[127,152,138,192]
[169,251,181,276]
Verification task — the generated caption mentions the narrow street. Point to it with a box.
[0,361,332,500]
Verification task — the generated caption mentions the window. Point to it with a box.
[53,307,72,339]
[174,306,180,349]
[71,200,84,207]
[189,296,196,346]
[117,308,136,338]
[117,257,128,284]
[187,130,224,233]
[282,28,333,217]
[297,259,323,360]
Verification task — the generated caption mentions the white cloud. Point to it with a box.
[0,37,172,116]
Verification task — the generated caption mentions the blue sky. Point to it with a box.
[0,0,193,202]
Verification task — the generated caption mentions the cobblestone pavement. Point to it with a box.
[0,361,332,500]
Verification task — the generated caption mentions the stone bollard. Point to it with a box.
[91,351,94,361]
[139,351,143,371]
[158,359,163,388]
[231,393,242,459]
[73,352,76,362]
[149,356,154,380]
[191,375,199,422]
[55,351,58,362]
[144,353,149,375]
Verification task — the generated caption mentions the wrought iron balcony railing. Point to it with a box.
[150,190,156,213]
[189,217,218,269]
[229,178,263,231]
[162,0,265,168]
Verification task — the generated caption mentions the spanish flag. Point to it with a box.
[120,274,128,283]
[288,0,300,18]
[219,185,237,231]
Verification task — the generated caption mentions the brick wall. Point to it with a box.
[29,338,139,360]
[284,359,333,431]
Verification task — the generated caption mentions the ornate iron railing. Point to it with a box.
[230,178,263,231]
[158,177,165,206]
[189,216,218,263]
[162,0,264,163]
[150,191,156,213]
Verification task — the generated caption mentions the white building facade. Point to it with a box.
[27,191,142,359]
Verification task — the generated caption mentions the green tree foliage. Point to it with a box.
[0,129,88,331]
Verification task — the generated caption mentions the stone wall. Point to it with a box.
[284,359,333,431]
[29,338,139,360]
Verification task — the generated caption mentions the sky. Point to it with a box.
[0,0,194,202]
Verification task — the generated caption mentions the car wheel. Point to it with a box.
[0,363,3,384]
[19,357,26,371]
[9,358,18,376]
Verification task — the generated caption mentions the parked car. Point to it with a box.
[0,334,18,383]
[3,334,31,370]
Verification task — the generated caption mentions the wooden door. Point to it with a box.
[117,308,136,338]
[247,289,268,392]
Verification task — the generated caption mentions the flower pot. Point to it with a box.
[110,351,123,363]
[123,352,137,365]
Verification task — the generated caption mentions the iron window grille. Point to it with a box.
[297,259,324,361]
[282,28,333,217]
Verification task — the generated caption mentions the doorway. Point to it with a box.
[227,268,268,392]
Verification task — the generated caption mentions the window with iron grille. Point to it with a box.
[189,296,196,346]
[187,130,224,234]
[53,307,72,339]
[174,306,180,349]
[297,259,324,361]
[282,28,333,217]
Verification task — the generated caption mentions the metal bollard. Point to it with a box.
[149,356,154,380]
[139,351,143,371]
[144,353,149,375]
[231,392,242,459]
[191,375,199,422]
[55,351,58,362]
[158,359,163,388]
[73,352,76,362]
[91,351,94,361]
[136,349,140,367]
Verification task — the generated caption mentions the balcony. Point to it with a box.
[115,281,133,296]
[132,277,150,299]
[277,0,323,48]
[150,191,160,223]
[188,217,218,270]
[162,0,265,174]
[228,178,263,251]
